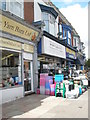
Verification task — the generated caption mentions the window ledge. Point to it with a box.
[0,85,23,90]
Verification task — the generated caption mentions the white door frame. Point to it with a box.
[24,60,33,93]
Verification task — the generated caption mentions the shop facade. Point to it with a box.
[0,11,40,103]
[66,47,76,69]
[76,52,85,70]
[37,32,66,86]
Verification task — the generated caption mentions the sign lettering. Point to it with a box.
[0,14,39,41]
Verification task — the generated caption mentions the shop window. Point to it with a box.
[0,50,22,88]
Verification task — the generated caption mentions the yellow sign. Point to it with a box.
[66,47,75,56]
[24,44,34,53]
[0,14,39,41]
[0,37,22,50]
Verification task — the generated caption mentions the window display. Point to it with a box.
[0,50,22,88]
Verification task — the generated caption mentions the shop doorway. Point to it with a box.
[24,60,33,93]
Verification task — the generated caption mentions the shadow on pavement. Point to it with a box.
[2,94,49,119]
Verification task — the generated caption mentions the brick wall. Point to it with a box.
[24,1,34,24]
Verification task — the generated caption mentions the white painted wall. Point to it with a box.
[34,0,46,22]
[1,86,24,104]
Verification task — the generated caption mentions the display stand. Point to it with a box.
[55,82,66,98]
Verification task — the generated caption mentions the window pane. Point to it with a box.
[49,22,54,36]
[68,31,71,45]
[68,31,71,39]
[0,0,6,10]
[1,50,22,88]
[10,1,22,18]
[42,12,48,20]
[68,38,71,45]
[64,30,67,37]
[43,20,49,32]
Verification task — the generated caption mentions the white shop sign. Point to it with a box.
[42,36,66,59]
[23,52,33,60]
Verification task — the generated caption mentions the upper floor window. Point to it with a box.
[59,24,62,39]
[63,29,67,38]
[0,0,6,10]
[68,31,71,45]
[42,12,56,36]
[62,24,72,46]
[10,2,22,17]
[42,12,49,32]
[0,0,24,18]
[49,14,55,35]
[73,37,76,47]
[10,0,23,18]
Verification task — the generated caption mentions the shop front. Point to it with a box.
[0,38,23,103]
[38,36,66,71]
[37,35,66,87]
[0,11,39,103]
[76,52,85,70]
[66,47,76,69]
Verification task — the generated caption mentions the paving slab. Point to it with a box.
[2,90,88,119]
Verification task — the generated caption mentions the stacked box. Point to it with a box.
[49,79,53,84]
[45,76,53,95]
[40,86,45,95]
[45,89,51,95]
[40,74,48,95]
[50,84,55,96]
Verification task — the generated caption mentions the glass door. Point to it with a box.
[24,60,32,92]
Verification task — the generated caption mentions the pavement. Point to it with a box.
[2,89,88,119]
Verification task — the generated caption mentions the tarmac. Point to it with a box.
[2,89,88,119]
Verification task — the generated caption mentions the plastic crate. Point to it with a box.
[40,86,45,95]
[55,74,64,82]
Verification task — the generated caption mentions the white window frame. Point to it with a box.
[68,31,71,45]
[7,0,24,18]
[42,12,56,36]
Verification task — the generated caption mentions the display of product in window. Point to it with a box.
[1,50,22,88]
[2,73,20,87]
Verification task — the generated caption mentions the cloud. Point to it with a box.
[63,0,73,3]
[59,4,88,59]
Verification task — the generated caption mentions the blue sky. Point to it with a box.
[51,0,89,8]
